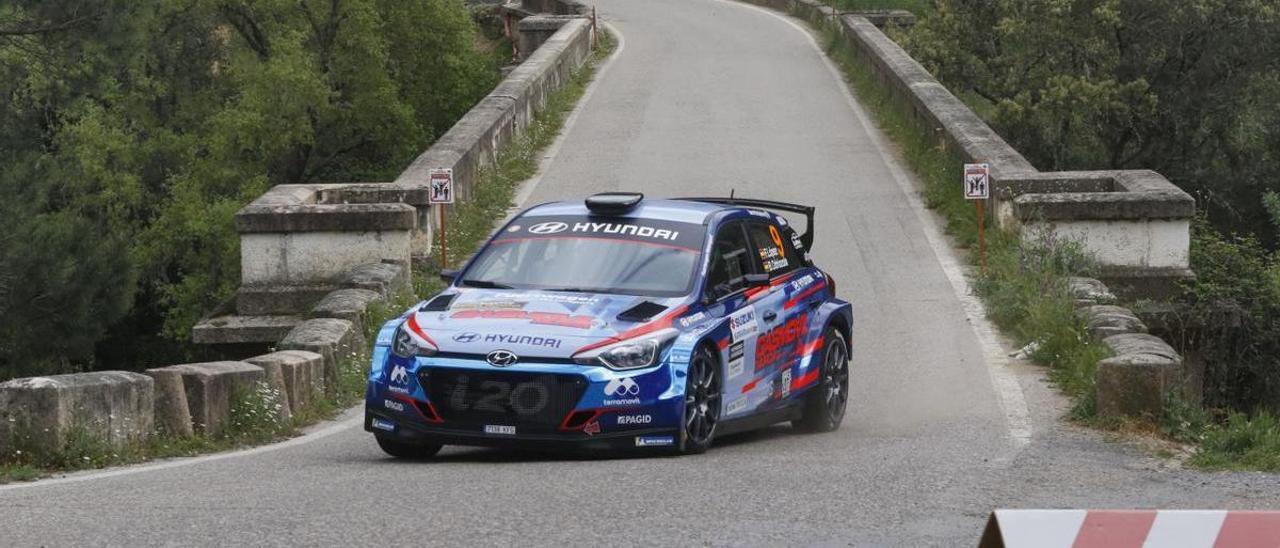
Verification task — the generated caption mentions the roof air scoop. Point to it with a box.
[585,192,644,214]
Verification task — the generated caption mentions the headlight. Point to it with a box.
[574,328,677,370]
[391,324,437,358]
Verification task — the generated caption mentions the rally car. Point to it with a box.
[364,192,853,457]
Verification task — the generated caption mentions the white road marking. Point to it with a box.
[0,408,362,492]
[716,0,1033,451]
[511,22,627,211]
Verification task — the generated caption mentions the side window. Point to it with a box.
[705,223,754,301]
[746,222,797,277]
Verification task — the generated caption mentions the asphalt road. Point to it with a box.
[2,0,1278,546]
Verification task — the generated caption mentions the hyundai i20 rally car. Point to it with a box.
[364,192,853,458]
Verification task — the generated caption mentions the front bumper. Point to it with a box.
[364,351,686,452]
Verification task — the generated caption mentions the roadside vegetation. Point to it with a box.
[815,22,1108,421]
[0,0,505,381]
[817,0,1280,469]
[0,27,617,485]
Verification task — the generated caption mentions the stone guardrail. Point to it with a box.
[735,0,1192,417]
[194,8,594,348]
[1,1,597,461]
[748,0,1195,301]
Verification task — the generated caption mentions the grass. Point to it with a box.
[0,29,619,485]
[1191,413,1280,472]
[814,19,1108,415]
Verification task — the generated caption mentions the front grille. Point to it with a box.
[420,368,588,435]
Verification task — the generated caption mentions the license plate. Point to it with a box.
[484,424,516,435]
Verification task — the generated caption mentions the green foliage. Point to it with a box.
[905,0,1280,246]
[1184,218,1280,413]
[1191,412,1280,472]
[0,0,501,379]
[975,229,1110,416]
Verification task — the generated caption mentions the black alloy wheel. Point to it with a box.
[681,345,721,454]
[794,327,849,433]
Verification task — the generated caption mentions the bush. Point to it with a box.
[0,0,502,379]
[1191,412,1280,472]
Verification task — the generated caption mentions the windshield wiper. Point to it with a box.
[460,279,514,289]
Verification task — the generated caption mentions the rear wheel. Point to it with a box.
[375,435,443,459]
[680,345,721,454]
[794,327,849,433]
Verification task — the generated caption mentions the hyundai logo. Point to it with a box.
[528,221,568,235]
[453,332,480,343]
[486,350,519,367]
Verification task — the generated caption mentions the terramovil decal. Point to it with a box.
[493,215,705,250]
[603,377,642,406]
[755,313,807,371]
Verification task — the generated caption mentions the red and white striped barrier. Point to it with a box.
[979,510,1280,548]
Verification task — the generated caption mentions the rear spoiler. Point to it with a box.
[675,197,816,251]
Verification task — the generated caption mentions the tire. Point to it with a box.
[375,435,443,459]
[793,327,850,433]
[679,345,721,455]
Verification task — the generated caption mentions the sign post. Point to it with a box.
[428,168,455,268]
[964,163,990,273]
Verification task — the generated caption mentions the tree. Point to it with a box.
[0,0,500,378]
[905,0,1280,244]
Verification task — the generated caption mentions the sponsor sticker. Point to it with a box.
[371,418,396,432]
[635,435,675,447]
[678,311,708,328]
[484,424,517,435]
[496,215,704,249]
[789,274,816,292]
[383,399,405,412]
[747,209,771,218]
[726,397,750,416]
[603,377,642,406]
[781,369,792,398]
[756,313,807,371]
[729,307,759,341]
[616,414,653,425]
[583,421,601,436]
[388,364,411,394]
[727,342,746,379]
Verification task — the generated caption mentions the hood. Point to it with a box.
[412,288,691,358]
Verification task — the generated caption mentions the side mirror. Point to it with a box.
[439,269,459,284]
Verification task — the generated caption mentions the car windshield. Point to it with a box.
[461,215,705,297]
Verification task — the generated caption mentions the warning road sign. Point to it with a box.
[964,163,990,200]
[429,168,454,204]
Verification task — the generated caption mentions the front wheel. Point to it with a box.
[376,435,443,459]
[793,327,849,433]
[679,345,721,454]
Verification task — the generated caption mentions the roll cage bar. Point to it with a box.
[675,197,816,251]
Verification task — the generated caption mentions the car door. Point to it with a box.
[702,221,765,418]
[743,220,811,404]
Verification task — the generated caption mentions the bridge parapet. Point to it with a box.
[827,9,1195,298]
[190,16,593,348]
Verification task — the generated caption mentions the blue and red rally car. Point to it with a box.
[364,192,853,457]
